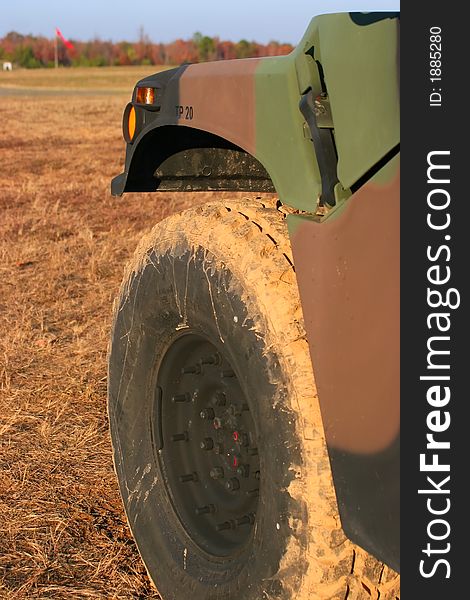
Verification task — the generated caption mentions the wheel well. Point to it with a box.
[124,125,275,193]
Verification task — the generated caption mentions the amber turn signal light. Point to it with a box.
[136,86,157,105]
[123,103,136,143]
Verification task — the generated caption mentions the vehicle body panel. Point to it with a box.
[179,59,259,154]
[112,13,399,213]
[306,13,400,189]
[288,154,400,571]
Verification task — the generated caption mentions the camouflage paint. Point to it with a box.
[175,51,322,211]
[112,12,399,212]
[179,59,260,155]
[253,56,321,211]
[288,154,400,570]
[305,13,400,189]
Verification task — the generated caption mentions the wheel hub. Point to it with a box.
[154,333,260,557]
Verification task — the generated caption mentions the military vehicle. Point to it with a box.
[109,12,400,600]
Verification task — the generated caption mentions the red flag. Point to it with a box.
[55,27,75,50]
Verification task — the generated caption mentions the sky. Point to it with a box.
[1,1,399,44]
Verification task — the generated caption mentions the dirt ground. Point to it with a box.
[0,73,238,598]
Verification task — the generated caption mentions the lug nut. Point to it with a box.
[200,407,215,420]
[221,369,235,378]
[179,472,198,483]
[200,437,214,450]
[212,391,226,406]
[216,520,235,532]
[225,477,240,492]
[236,514,255,527]
[236,464,250,478]
[171,432,189,442]
[210,467,224,480]
[195,504,216,516]
[172,393,191,403]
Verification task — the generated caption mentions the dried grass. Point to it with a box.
[0,90,238,598]
[0,66,171,92]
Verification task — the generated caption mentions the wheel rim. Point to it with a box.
[153,332,260,557]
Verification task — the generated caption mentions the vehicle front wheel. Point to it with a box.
[108,198,400,600]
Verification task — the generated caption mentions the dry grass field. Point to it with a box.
[0,66,169,93]
[0,67,246,598]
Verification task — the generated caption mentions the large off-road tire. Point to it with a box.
[108,198,400,600]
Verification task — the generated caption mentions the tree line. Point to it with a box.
[0,30,294,68]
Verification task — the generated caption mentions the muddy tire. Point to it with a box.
[108,198,400,600]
